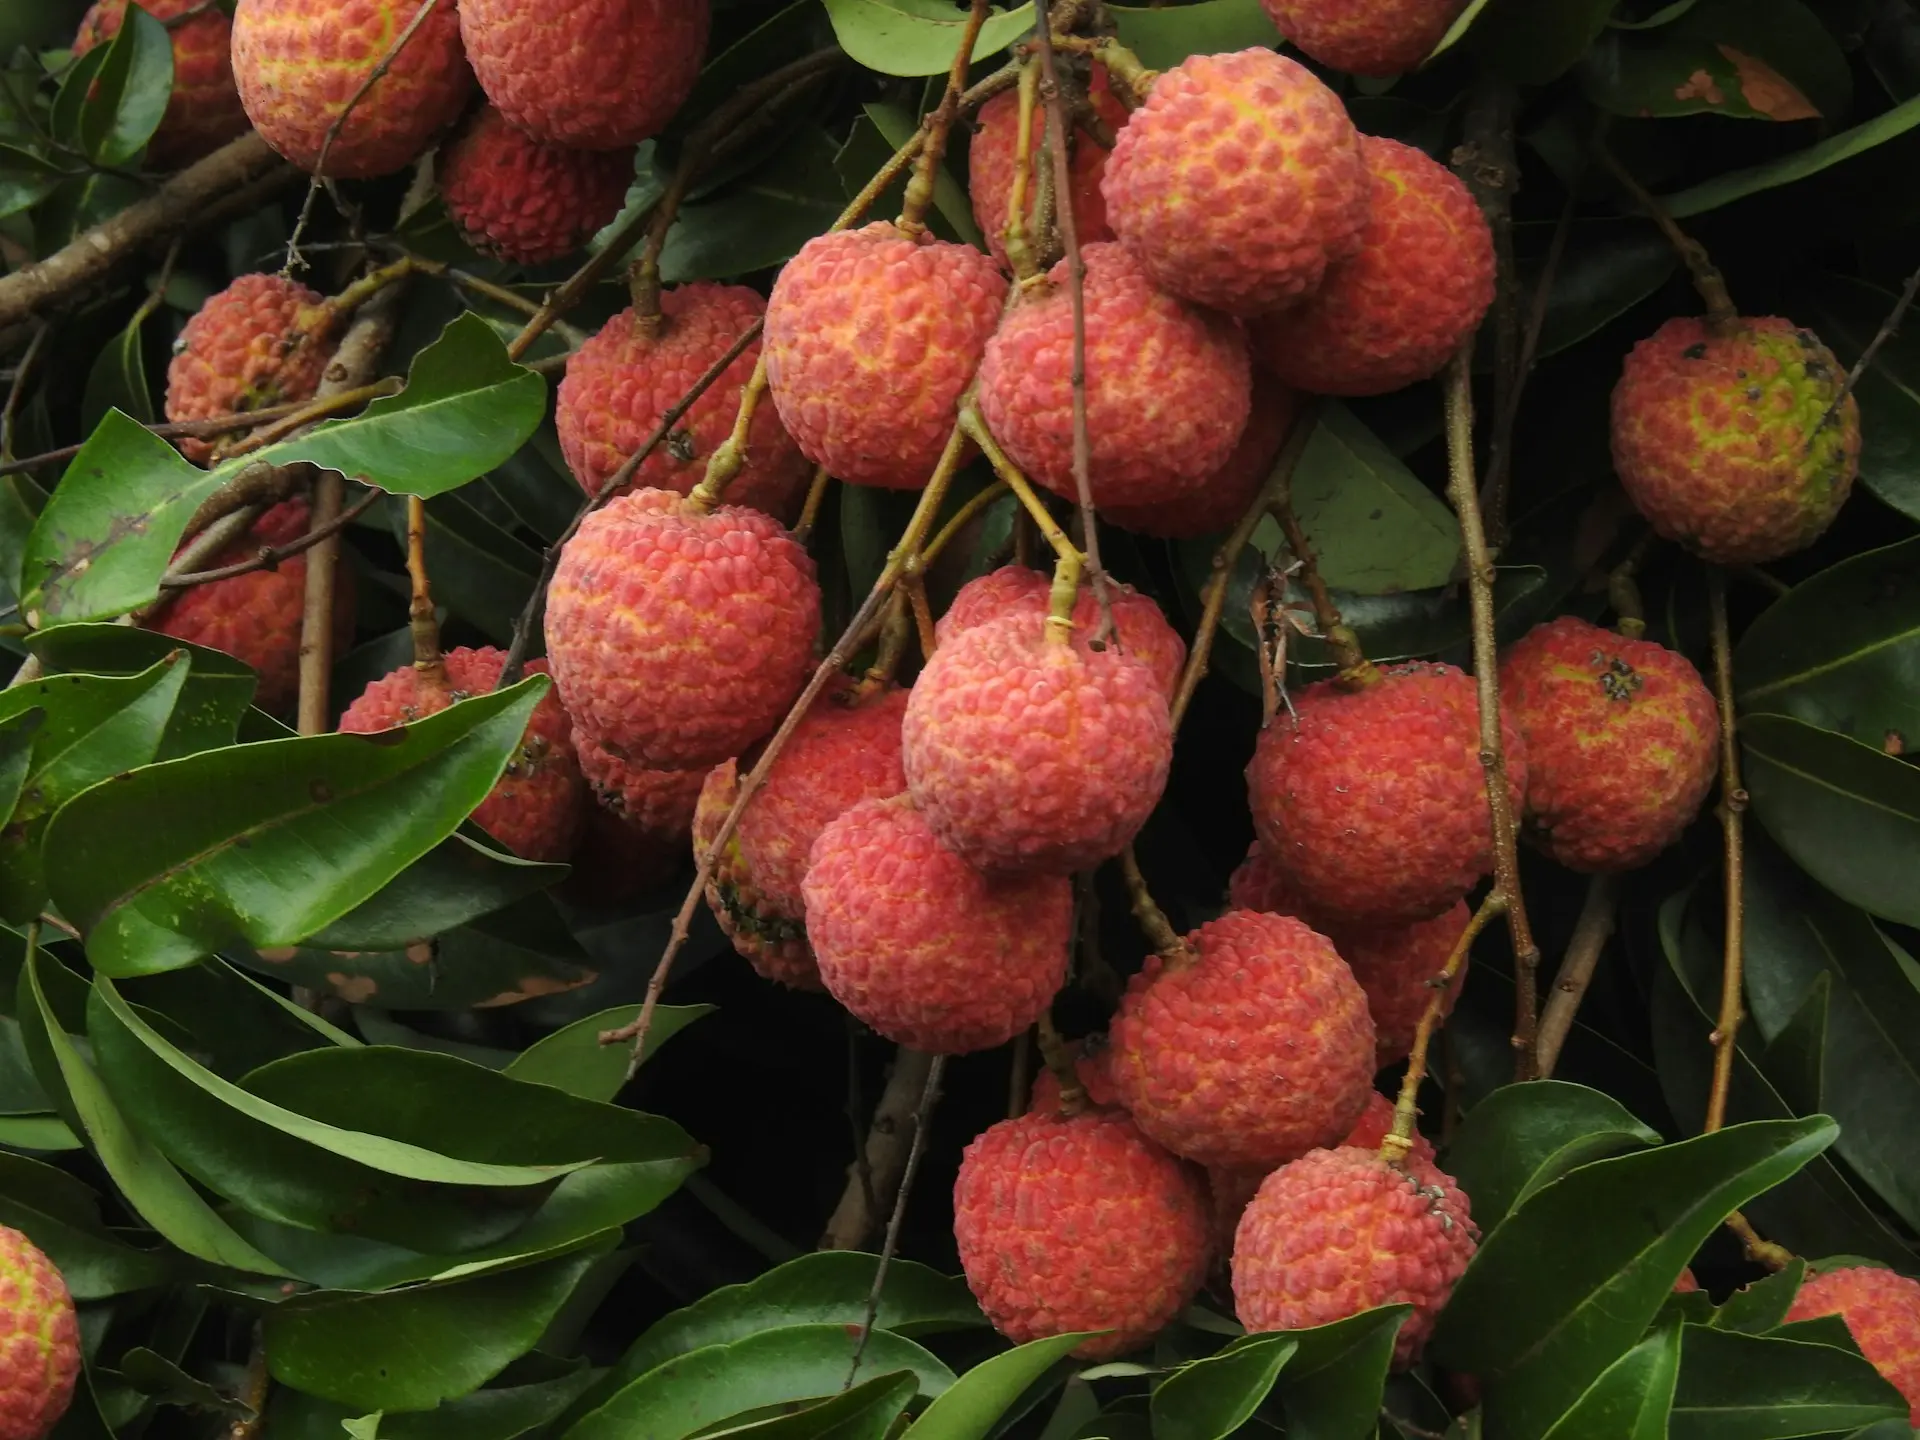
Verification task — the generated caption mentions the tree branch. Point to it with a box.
[845,1055,945,1386]
[820,1047,937,1251]
[1536,872,1621,1079]
[1704,568,1746,1133]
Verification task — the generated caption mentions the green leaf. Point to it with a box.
[1428,1116,1840,1440]
[1432,0,1617,83]
[902,1331,1090,1440]
[1260,1306,1412,1440]
[1793,276,1920,522]
[45,679,549,977]
[1538,1325,1680,1440]
[1709,1258,1807,1333]
[1106,1,1280,67]
[0,144,64,220]
[1662,91,1920,216]
[1581,0,1851,121]
[1668,1324,1908,1437]
[1442,1081,1663,1234]
[505,1004,713,1101]
[698,1371,918,1440]
[28,623,258,758]
[117,1347,247,1414]
[121,957,356,1080]
[660,126,848,285]
[1742,713,1920,927]
[74,2,172,167]
[1529,223,1678,360]
[0,1152,170,1298]
[304,835,569,952]
[1151,1335,1296,1440]
[0,710,39,835]
[268,1371,601,1440]
[80,305,155,435]
[0,1115,80,1150]
[821,0,1035,77]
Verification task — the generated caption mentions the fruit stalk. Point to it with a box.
[1703,567,1746,1132]
[1598,143,1736,334]
[1269,481,1374,687]
[1001,61,1044,281]
[898,0,994,236]
[1534,872,1621,1079]
[1817,258,1920,433]
[1383,893,1503,1163]
[1119,844,1189,965]
[792,464,833,544]
[405,496,444,683]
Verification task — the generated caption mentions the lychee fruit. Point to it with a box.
[1100,49,1369,316]
[544,487,820,771]
[1259,0,1469,78]
[1245,662,1527,926]
[164,273,339,463]
[1227,839,1310,918]
[438,105,633,264]
[953,1107,1211,1360]
[1499,616,1720,872]
[1251,136,1494,397]
[1102,371,1297,539]
[574,728,704,845]
[1342,902,1472,1068]
[1787,1265,1920,1422]
[1611,315,1860,565]
[231,0,472,179]
[935,567,1187,700]
[977,241,1250,510]
[340,648,585,862]
[1234,1146,1477,1368]
[458,0,708,151]
[902,612,1172,875]
[1674,1267,1702,1294]
[75,0,249,166]
[968,63,1125,270]
[695,759,816,990]
[556,287,811,517]
[802,795,1070,1053]
[1108,910,1376,1170]
[144,498,354,715]
[763,223,1007,490]
[1026,1036,1122,1114]
[0,1226,79,1440]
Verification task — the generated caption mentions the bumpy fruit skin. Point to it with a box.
[802,796,1071,1053]
[341,649,584,862]
[231,0,471,178]
[1343,903,1471,1068]
[935,567,1187,699]
[764,224,1007,490]
[557,288,811,517]
[545,488,820,770]
[1260,0,1468,78]
[695,760,817,990]
[1234,1146,1477,1367]
[75,0,248,165]
[903,613,1172,875]
[978,242,1250,509]
[1100,50,1368,316]
[573,728,703,844]
[1109,910,1376,1170]
[0,1226,78,1440]
[145,499,353,715]
[1612,316,1860,564]
[1103,371,1296,538]
[459,0,707,150]
[164,274,337,463]
[1252,137,1494,397]
[439,106,632,264]
[1787,1266,1920,1422]
[1500,616,1720,872]
[1026,1037,1122,1114]
[1246,662,1528,926]
[969,64,1124,269]
[954,1108,1211,1360]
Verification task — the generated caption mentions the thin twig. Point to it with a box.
[160,491,377,588]
[1451,82,1521,542]
[845,1054,946,1387]
[1481,186,1577,530]
[793,464,833,545]
[821,1046,936,1252]
[916,479,1008,569]
[0,324,48,462]
[1119,843,1189,964]
[1535,872,1621,1079]
[1597,144,1736,333]
[1704,568,1746,1133]
[1270,481,1372,687]
[1818,260,1920,435]
[1383,895,1504,1166]
[405,495,444,681]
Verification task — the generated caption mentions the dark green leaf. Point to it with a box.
[1106,1,1280,67]
[120,957,355,1080]
[28,623,258,758]
[660,127,848,285]
[1793,277,1920,522]
[1537,1325,1680,1440]
[80,305,154,434]
[0,1152,169,1298]
[268,1371,600,1440]
[1435,0,1617,84]
[1151,1335,1296,1440]
[900,1332,1089,1440]
[73,1,171,166]
[504,1004,713,1101]
[821,0,1035,77]
[699,1371,917,1440]
[0,709,39,835]
[0,144,64,220]
[1662,92,1920,216]
[1669,1324,1907,1437]
[1709,1259,1807,1333]
[1442,1081,1663,1234]
[116,1347,245,1414]
[305,834,568,952]
[1257,1307,1408,1440]
[1530,224,1678,359]
[1581,0,1851,121]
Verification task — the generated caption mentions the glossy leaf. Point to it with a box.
[505,1004,713,1101]
[1442,1081,1663,1234]
[27,623,258,758]
[1581,0,1851,121]
[1106,1,1280,67]
[1538,1325,1680,1440]
[698,1371,917,1440]
[0,710,37,836]
[1794,277,1920,521]
[660,126,848,285]
[1530,224,1678,359]
[1259,1306,1409,1440]
[1663,91,1920,216]
[79,306,154,435]
[1151,1335,1296,1440]
[821,0,1035,77]
[0,1152,169,1298]
[268,1372,600,1440]
[1668,1324,1907,1436]
[74,2,171,167]
[902,1331,1090,1440]
[304,834,568,952]
[1710,1259,1807,1334]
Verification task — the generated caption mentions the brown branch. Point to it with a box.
[1704,567,1746,1133]
[845,1054,945,1386]
[160,491,379,588]
[1535,872,1621,1079]
[820,1047,937,1251]
[792,464,833,545]
[1450,81,1521,542]
[1607,531,1654,640]
[1725,1211,1793,1272]
[224,1326,270,1440]
[1383,894,1503,1166]
[405,494,442,679]
[1270,481,1373,687]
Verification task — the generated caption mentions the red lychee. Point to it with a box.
[144,498,354,715]
[1026,1036,1122,1114]
[459,0,707,150]
[1259,0,1469,78]
[340,649,585,862]
[1245,662,1527,926]
[902,612,1172,875]
[0,1226,78,1440]
[1500,616,1719,872]
[934,567,1187,700]
[1342,902,1471,1068]
[763,223,1007,490]
[75,0,249,165]
[977,242,1250,510]
[231,0,472,179]
[954,1107,1211,1360]
[1233,1146,1477,1368]
[1227,839,1308,918]
[1102,371,1297,539]
[1252,136,1494,397]
[1611,315,1860,565]
[438,105,632,264]
[1787,1265,1920,1422]
[574,728,704,844]
[1109,910,1376,1170]
[544,487,820,771]
[802,796,1070,1053]
[968,64,1125,270]
[1100,49,1369,317]
[695,759,816,990]
[556,287,811,518]
[164,273,338,463]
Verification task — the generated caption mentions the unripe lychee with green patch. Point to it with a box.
[954,1107,1211,1359]
[341,649,585,862]
[439,106,633,264]
[1234,1145,1477,1367]
[1500,616,1720,872]
[977,242,1250,510]
[231,0,472,178]
[1787,1266,1920,1421]
[802,795,1070,1053]
[969,63,1125,270]
[1109,910,1376,1170]
[1259,0,1469,78]
[1100,49,1369,316]
[1246,662,1528,926]
[1611,315,1860,564]
[1252,136,1494,397]
[545,487,820,770]
[764,223,1007,489]
[459,0,707,150]
[1102,371,1297,539]
[695,759,816,990]
[557,287,811,517]
[75,0,249,165]
[0,1225,78,1440]
[903,611,1172,875]
[164,274,339,463]
[936,567,1188,700]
